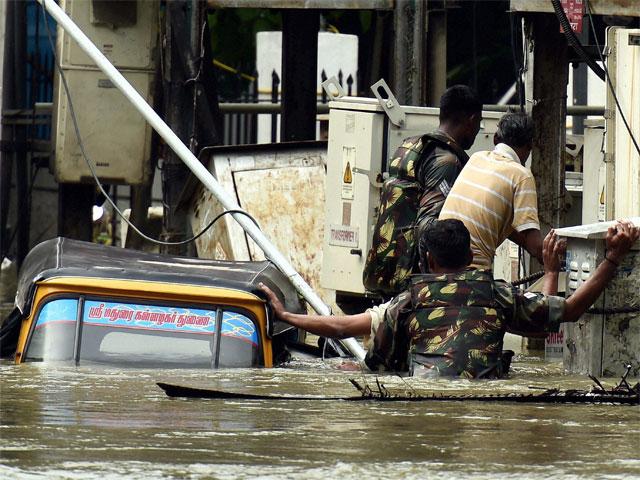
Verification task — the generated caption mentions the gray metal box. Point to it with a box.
[556,219,640,377]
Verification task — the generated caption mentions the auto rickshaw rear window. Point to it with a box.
[25,297,262,368]
[26,298,78,362]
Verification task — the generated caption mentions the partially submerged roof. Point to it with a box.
[15,237,305,316]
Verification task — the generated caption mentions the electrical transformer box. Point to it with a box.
[52,0,158,185]
[556,219,640,377]
[321,90,501,296]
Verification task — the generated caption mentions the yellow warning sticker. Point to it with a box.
[342,146,355,200]
[343,161,353,184]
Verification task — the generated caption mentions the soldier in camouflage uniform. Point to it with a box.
[363,86,482,297]
[365,219,639,378]
[364,270,563,378]
[260,220,639,379]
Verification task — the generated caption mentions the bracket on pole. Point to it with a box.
[371,79,406,127]
[321,76,346,101]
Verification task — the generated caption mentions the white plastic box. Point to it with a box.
[52,0,158,185]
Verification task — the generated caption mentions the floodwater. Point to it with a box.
[1,357,639,480]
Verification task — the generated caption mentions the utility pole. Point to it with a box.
[0,0,14,261]
[524,13,569,232]
[161,0,221,255]
[280,9,320,142]
[523,13,569,354]
[393,0,445,107]
[0,1,30,266]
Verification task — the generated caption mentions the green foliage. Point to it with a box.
[208,9,281,98]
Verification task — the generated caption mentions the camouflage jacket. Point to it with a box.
[362,131,468,296]
[414,131,468,240]
[364,270,565,379]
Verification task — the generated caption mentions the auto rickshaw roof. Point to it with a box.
[15,237,304,316]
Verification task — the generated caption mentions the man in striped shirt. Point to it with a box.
[439,111,543,270]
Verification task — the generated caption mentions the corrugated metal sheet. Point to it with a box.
[189,144,340,312]
[235,166,326,295]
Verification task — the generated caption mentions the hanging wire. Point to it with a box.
[41,2,260,247]
[584,0,640,158]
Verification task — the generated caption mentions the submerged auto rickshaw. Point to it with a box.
[1,237,308,368]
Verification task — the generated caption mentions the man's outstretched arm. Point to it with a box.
[258,283,371,338]
[562,220,639,323]
[504,220,638,336]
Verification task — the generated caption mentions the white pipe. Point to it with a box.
[39,0,366,362]
[497,82,516,106]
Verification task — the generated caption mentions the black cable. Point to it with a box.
[509,12,524,110]
[585,0,640,158]
[550,0,606,81]
[170,209,260,246]
[41,2,260,247]
[587,305,640,315]
[511,269,544,287]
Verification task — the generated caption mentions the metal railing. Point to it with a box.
[219,68,354,146]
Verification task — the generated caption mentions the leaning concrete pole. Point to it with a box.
[38,0,366,362]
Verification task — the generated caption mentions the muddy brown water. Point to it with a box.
[1,357,639,479]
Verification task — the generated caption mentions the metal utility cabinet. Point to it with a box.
[605,28,640,221]
[556,219,640,377]
[321,85,501,297]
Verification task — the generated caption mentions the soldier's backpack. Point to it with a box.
[362,133,467,297]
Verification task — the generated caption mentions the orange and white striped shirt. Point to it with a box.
[439,143,539,269]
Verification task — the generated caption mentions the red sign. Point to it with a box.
[560,0,584,34]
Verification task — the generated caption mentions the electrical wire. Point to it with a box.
[585,0,640,158]
[212,59,256,82]
[509,12,524,110]
[41,2,260,247]
[587,305,640,315]
[511,269,544,287]
[550,0,606,81]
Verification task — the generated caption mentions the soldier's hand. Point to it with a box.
[542,229,566,273]
[606,220,640,265]
[258,283,287,319]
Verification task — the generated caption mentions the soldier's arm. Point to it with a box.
[504,220,638,333]
[562,221,638,323]
[365,292,412,372]
[415,151,460,238]
[497,280,563,337]
[258,283,371,338]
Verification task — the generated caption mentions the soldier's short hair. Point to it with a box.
[439,85,482,122]
[422,219,471,269]
[495,111,534,148]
